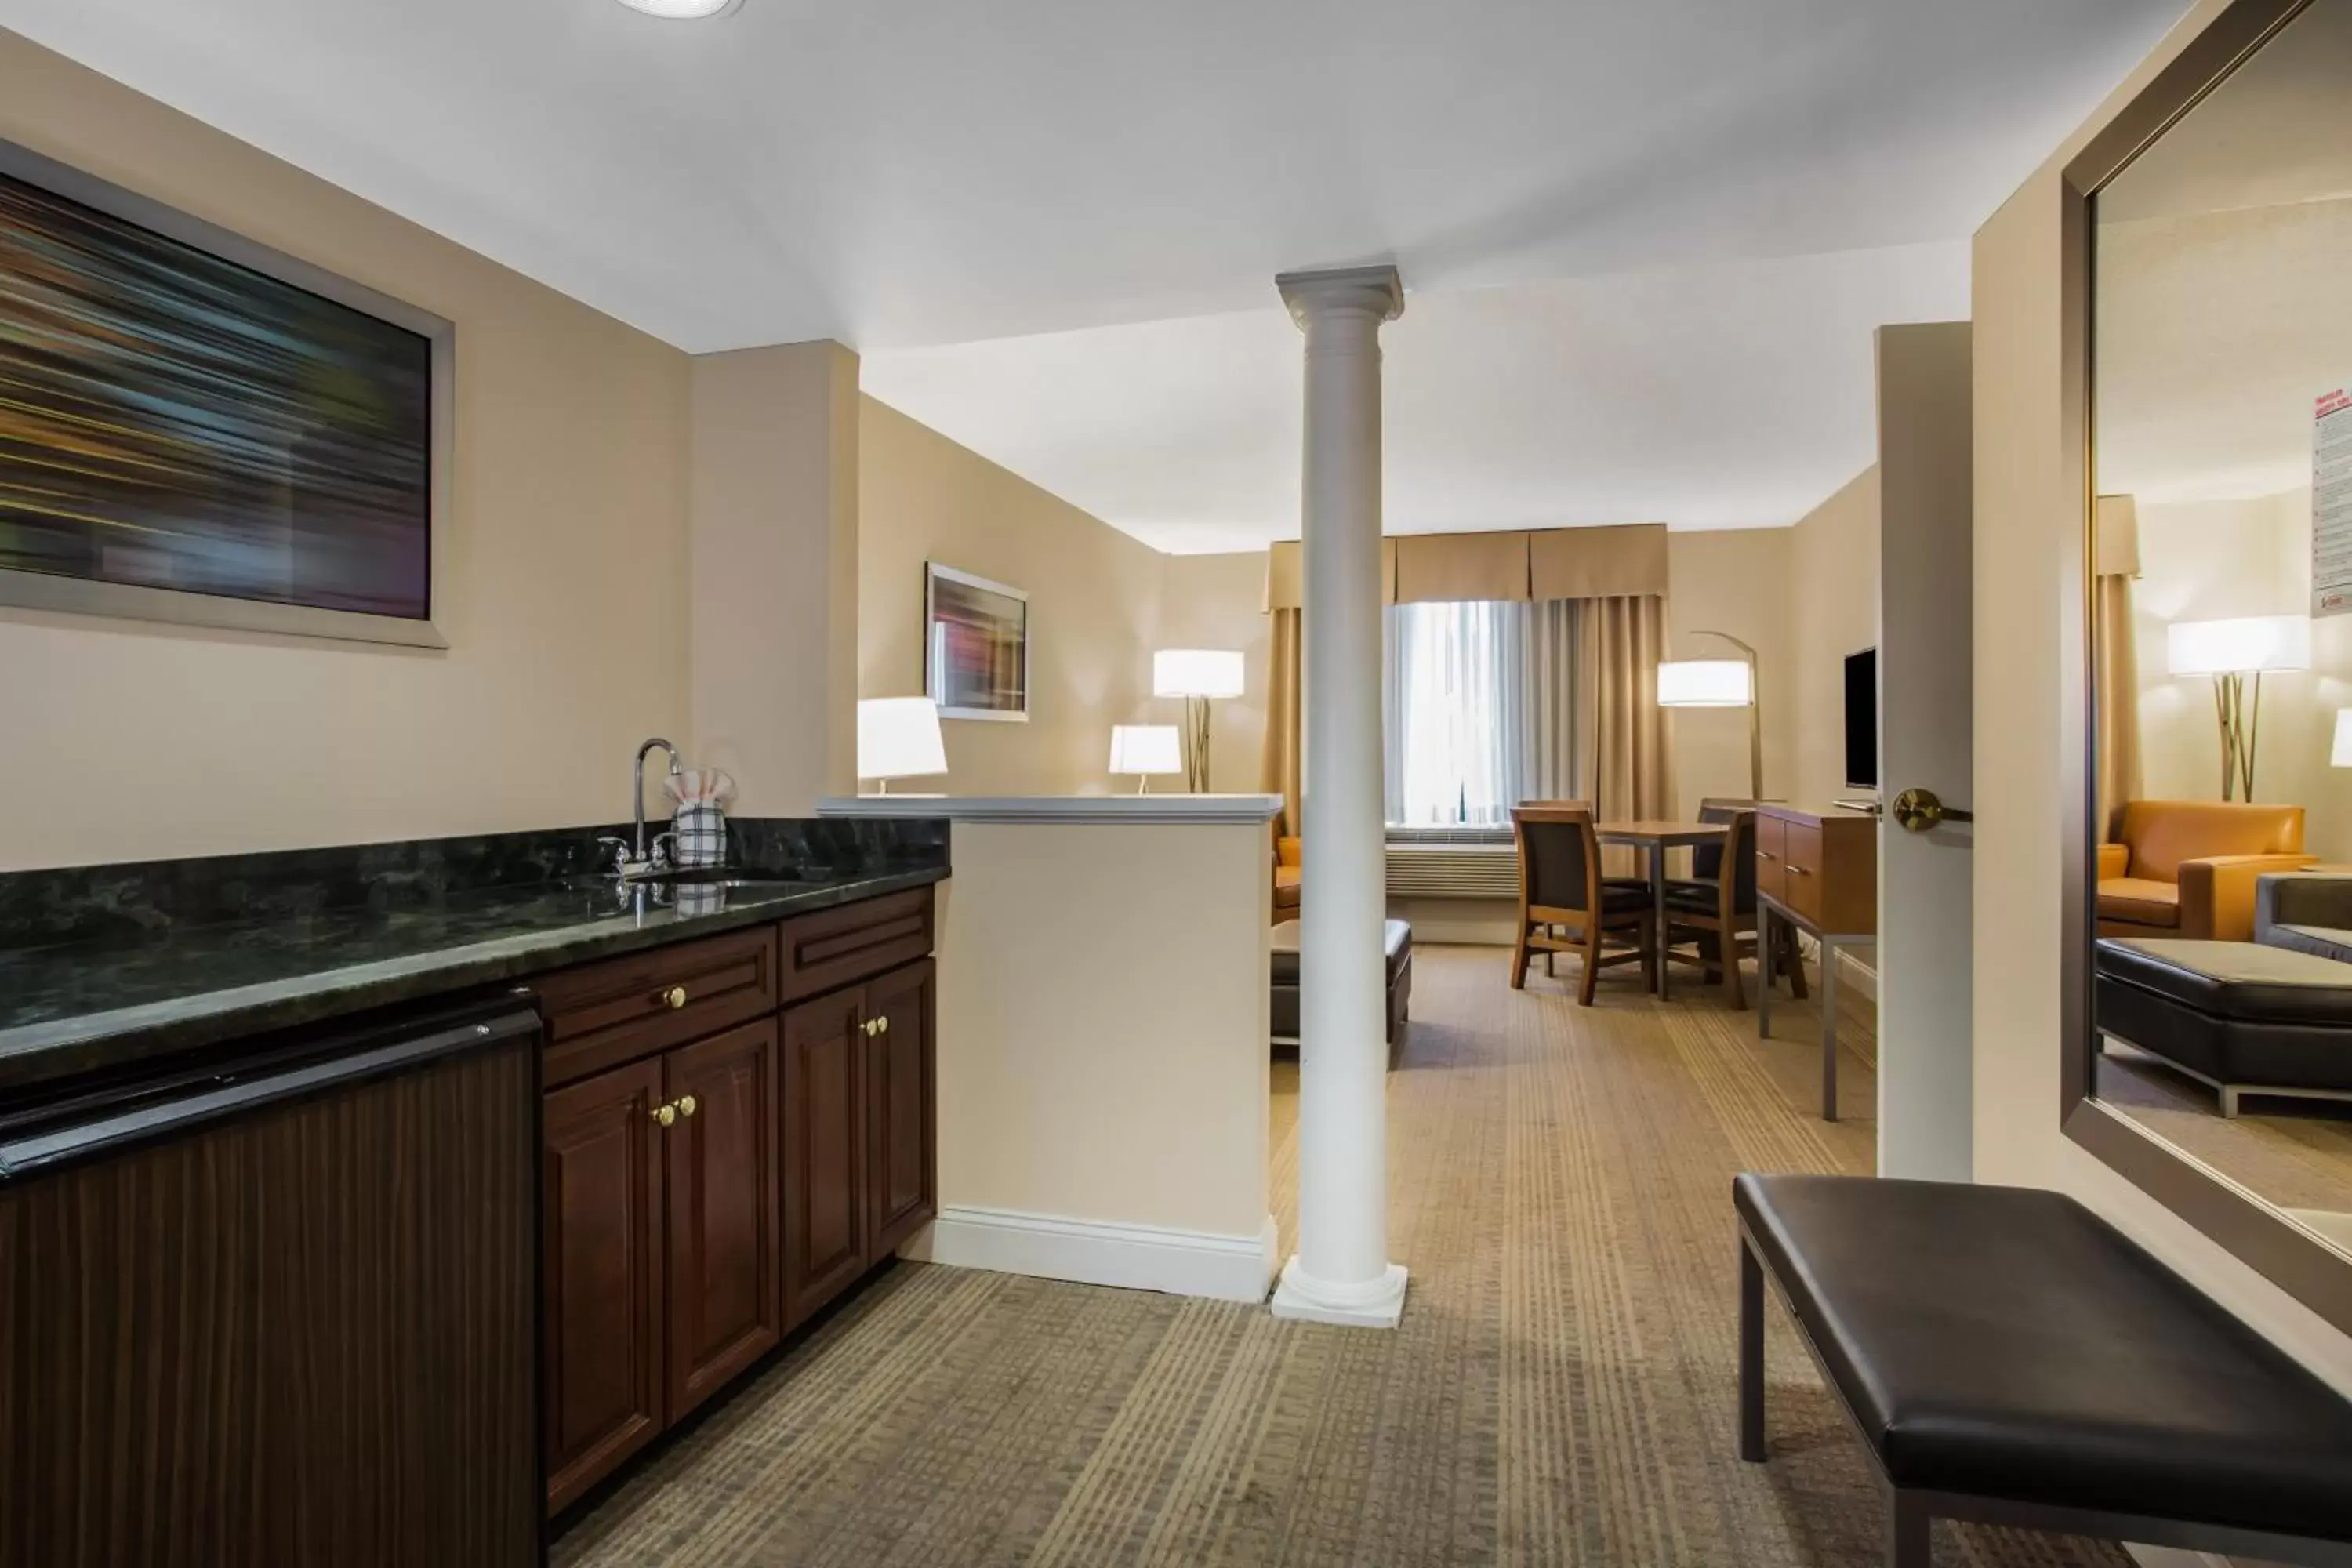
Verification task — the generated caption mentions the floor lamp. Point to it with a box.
[2166,615,2310,800]
[1153,649,1245,792]
[1657,633,1762,800]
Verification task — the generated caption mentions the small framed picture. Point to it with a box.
[925,563,1029,721]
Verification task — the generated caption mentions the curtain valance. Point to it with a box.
[1262,523,1667,610]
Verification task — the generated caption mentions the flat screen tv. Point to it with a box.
[0,139,448,646]
[1844,646,1878,790]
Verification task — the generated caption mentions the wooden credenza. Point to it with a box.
[536,887,937,1515]
[1755,806,1876,1123]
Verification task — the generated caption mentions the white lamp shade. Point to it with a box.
[2167,615,2311,676]
[2334,709,2352,768]
[857,697,947,782]
[1108,724,1182,776]
[1153,648,1245,699]
[1656,659,1753,707]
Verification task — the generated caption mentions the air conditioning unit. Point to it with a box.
[1384,827,1518,900]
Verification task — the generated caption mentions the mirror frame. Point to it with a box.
[2060,0,2352,1335]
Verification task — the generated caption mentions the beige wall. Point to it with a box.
[858,398,1167,795]
[691,343,860,815]
[1159,552,1274,793]
[1973,0,2352,1390]
[0,31,695,869]
[1665,529,1795,813]
[1788,468,1882,810]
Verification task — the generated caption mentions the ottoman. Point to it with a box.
[2094,937,2352,1116]
[1271,919,1411,1059]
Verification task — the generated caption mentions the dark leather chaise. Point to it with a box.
[2095,936,2352,1116]
[1736,1173,2352,1566]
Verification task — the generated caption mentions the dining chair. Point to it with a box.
[1664,797,1806,1007]
[1510,804,1654,1005]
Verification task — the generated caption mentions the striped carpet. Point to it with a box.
[557,946,2129,1568]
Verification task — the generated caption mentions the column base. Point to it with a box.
[1267,1255,1408,1329]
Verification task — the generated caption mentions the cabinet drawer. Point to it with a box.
[1780,821,1824,923]
[539,927,779,1089]
[1754,813,1787,905]
[777,887,935,1006]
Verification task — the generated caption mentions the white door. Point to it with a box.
[1874,322,1975,1182]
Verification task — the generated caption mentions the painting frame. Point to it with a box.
[0,135,453,649]
[924,562,1029,722]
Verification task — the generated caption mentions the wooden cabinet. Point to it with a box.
[538,889,938,1513]
[664,1018,782,1421]
[542,1056,668,1515]
[864,957,937,1259]
[782,987,869,1328]
[1756,805,1875,937]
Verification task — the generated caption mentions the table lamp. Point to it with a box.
[1108,724,1183,794]
[856,697,947,795]
[1152,648,1244,792]
[1657,632,1762,799]
[2165,615,2310,800]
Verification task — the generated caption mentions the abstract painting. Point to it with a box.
[925,563,1029,720]
[0,162,434,622]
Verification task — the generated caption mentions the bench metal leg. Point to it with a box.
[1887,1491,1931,1567]
[1739,1239,1766,1462]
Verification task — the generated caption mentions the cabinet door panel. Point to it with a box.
[665,1019,782,1421]
[543,1056,666,1515]
[865,959,937,1258]
[782,993,867,1328]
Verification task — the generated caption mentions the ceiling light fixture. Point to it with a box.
[614,0,742,18]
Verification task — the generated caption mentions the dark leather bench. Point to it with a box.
[1269,918,1410,1059]
[1735,1173,2352,1566]
[2096,936,2352,1116]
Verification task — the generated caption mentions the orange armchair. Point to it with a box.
[1272,835,1302,923]
[2097,800,2314,942]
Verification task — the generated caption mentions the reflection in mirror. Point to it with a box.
[2089,0,2352,1259]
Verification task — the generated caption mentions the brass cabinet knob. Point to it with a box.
[663,985,688,1010]
[860,1018,877,1037]
[876,1015,890,1035]
[652,1102,677,1128]
[678,1094,698,1118]
[1891,788,1974,833]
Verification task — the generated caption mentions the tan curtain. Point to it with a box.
[1261,608,1304,839]
[2094,573,2143,840]
[1521,599,1584,802]
[1581,595,1674,873]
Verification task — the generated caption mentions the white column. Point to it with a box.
[1269,265,1407,1330]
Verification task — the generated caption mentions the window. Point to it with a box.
[1384,600,1583,826]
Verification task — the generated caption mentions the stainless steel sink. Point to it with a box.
[633,866,807,891]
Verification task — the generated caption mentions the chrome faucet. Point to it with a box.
[626,737,683,877]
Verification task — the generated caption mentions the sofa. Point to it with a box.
[2096,800,2313,942]
[2256,870,2352,963]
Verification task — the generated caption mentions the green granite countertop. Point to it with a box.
[0,866,946,1094]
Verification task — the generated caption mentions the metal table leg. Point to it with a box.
[1757,904,1774,1038]
[1653,844,1670,1000]
[1820,936,1840,1122]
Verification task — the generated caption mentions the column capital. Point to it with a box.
[1275,264,1404,331]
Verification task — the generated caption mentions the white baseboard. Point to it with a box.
[902,1206,1279,1303]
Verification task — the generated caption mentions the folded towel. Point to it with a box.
[666,768,737,808]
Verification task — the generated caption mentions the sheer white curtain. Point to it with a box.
[1383,601,1584,826]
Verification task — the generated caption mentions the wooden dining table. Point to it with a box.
[1595,820,1727,1001]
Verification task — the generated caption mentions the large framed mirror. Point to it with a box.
[2067,0,2352,1330]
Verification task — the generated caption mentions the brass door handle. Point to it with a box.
[677,1094,698,1119]
[652,1102,677,1128]
[1892,788,1973,833]
[662,985,688,1010]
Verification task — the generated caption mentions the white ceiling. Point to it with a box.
[866,241,1972,552]
[0,0,2191,547]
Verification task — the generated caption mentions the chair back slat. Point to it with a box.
[1695,797,1769,884]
